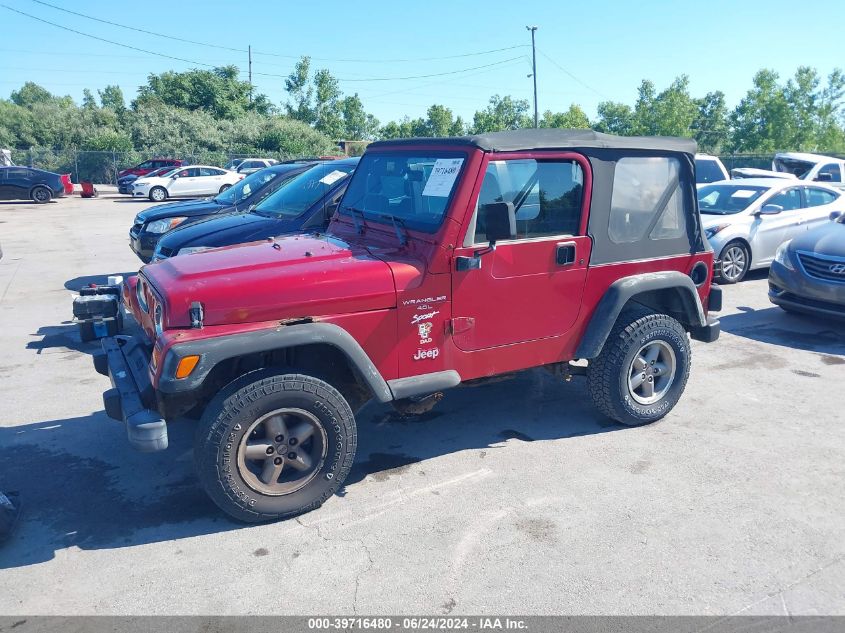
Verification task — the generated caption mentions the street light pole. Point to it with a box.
[526,25,538,128]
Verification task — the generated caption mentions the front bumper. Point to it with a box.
[129,228,158,263]
[769,260,845,320]
[93,336,168,452]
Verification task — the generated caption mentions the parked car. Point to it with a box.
[699,178,844,283]
[92,129,720,522]
[695,153,729,185]
[236,158,279,175]
[223,158,245,171]
[769,211,845,319]
[130,166,244,202]
[118,166,176,195]
[773,152,845,189]
[129,163,318,263]
[0,166,71,203]
[152,158,359,260]
[118,158,184,179]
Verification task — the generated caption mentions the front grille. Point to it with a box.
[130,223,142,237]
[797,251,845,283]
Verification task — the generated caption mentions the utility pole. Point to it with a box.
[248,45,253,103]
[526,26,538,128]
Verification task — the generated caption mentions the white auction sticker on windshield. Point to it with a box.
[422,158,464,197]
[319,170,347,186]
[732,189,758,198]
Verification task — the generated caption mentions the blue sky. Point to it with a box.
[1,0,843,124]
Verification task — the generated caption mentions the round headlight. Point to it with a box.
[136,279,148,313]
[154,303,164,336]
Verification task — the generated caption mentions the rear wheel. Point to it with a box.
[587,307,691,426]
[718,241,750,284]
[218,184,231,194]
[31,186,52,204]
[149,187,167,202]
[194,370,357,523]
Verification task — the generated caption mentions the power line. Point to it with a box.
[538,49,609,100]
[328,57,527,82]
[26,0,529,65]
[0,4,218,68]
[28,0,246,53]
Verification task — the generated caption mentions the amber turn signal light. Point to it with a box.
[175,355,200,379]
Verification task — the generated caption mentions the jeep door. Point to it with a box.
[451,153,591,351]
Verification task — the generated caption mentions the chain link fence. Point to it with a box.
[8,148,341,184]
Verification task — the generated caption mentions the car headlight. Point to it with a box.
[705,224,730,239]
[178,245,213,256]
[153,303,164,336]
[146,217,187,234]
[774,240,795,271]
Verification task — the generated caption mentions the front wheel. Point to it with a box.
[194,370,357,523]
[149,187,167,202]
[587,308,691,426]
[718,241,750,284]
[218,184,231,194]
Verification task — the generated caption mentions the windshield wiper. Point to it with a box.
[378,212,408,246]
[344,206,367,235]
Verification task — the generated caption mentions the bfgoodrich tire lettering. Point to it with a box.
[587,307,691,426]
[194,370,357,523]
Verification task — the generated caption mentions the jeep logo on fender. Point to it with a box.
[829,263,845,275]
[413,348,440,361]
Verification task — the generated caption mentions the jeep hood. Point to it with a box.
[143,234,396,327]
[790,219,845,257]
[156,211,299,254]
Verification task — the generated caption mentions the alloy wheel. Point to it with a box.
[721,245,747,282]
[627,340,677,405]
[236,408,327,496]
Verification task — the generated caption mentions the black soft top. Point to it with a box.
[368,129,696,155]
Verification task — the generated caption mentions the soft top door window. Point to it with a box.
[609,157,686,243]
[471,158,584,245]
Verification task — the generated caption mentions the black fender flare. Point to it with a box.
[575,271,706,359]
[158,322,394,402]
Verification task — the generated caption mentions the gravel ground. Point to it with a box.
[0,195,843,616]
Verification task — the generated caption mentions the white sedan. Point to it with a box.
[131,166,243,202]
[699,178,844,283]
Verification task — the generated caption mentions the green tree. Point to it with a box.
[540,104,591,129]
[313,68,343,138]
[284,56,315,124]
[632,76,697,137]
[82,89,98,110]
[729,69,794,152]
[340,95,380,140]
[136,66,269,119]
[692,91,729,153]
[594,101,634,135]
[471,95,532,133]
[99,85,126,113]
[10,82,57,108]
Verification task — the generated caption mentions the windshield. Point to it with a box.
[214,168,284,205]
[253,162,356,218]
[698,184,769,214]
[773,156,815,179]
[339,151,466,233]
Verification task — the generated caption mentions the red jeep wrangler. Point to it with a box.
[94,130,721,522]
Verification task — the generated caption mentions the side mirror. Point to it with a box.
[830,210,843,221]
[481,201,516,243]
[757,204,783,216]
[815,173,834,182]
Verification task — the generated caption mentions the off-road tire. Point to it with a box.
[194,369,357,523]
[218,184,231,194]
[31,186,52,204]
[718,240,750,284]
[149,187,167,202]
[587,306,691,427]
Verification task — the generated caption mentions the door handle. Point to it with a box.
[556,241,576,266]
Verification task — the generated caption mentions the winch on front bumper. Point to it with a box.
[93,336,168,452]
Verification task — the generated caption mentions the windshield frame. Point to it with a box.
[697,183,771,215]
[212,167,291,206]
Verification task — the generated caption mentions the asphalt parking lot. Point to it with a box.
[0,195,843,616]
